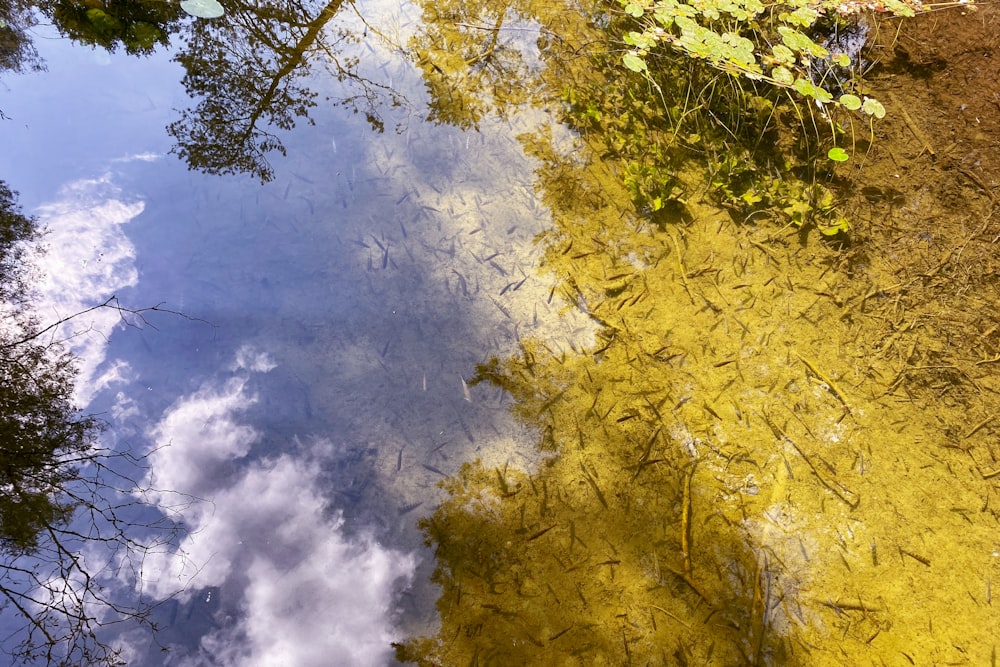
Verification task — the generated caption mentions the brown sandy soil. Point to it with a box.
[853,4,1000,400]
[850,3,1000,539]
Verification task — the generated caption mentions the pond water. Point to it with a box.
[3,2,597,662]
[2,0,999,665]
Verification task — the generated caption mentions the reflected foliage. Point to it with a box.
[0,181,35,302]
[40,0,180,54]
[0,0,43,76]
[408,0,539,130]
[0,185,83,555]
[0,184,173,666]
[2,0,400,181]
[0,345,92,556]
[168,0,404,182]
[168,0,342,182]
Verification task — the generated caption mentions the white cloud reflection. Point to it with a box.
[30,175,142,404]
[139,349,416,666]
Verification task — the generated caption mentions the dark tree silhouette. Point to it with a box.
[0,0,44,77]
[0,184,185,666]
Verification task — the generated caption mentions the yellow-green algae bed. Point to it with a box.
[396,3,1000,664]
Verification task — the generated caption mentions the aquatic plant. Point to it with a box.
[616,0,937,117]
[606,0,980,235]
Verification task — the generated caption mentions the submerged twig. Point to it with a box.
[795,353,852,415]
[886,91,935,156]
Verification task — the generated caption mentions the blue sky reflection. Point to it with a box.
[0,4,593,664]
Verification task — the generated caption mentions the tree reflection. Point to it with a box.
[2,0,402,181]
[40,0,181,54]
[407,0,538,130]
[167,0,343,182]
[168,0,402,182]
[0,0,44,77]
[0,183,184,665]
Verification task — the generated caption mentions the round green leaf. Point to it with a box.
[622,53,648,73]
[839,94,862,111]
[624,2,645,17]
[181,0,224,19]
[862,97,886,119]
[771,44,795,65]
[793,78,832,103]
[771,66,794,86]
[827,147,849,162]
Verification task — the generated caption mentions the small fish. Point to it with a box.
[398,501,423,516]
[491,298,512,320]
[457,416,474,443]
[452,270,468,297]
[422,463,446,476]
[527,525,555,541]
[461,376,472,402]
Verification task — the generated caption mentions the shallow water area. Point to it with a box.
[1,0,999,665]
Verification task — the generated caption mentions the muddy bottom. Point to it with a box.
[394,6,1000,665]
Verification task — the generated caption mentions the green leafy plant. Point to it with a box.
[827,146,849,161]
[607,0,967,237]
[708,145,850,235]
[561,69,687,217]
[616,0,933,116]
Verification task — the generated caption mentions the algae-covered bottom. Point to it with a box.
[395,5,1000,665]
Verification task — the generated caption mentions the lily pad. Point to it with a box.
[181,0,224,19]
[839,94,862,111]
[624,2,645,17]
[862,97,887,119]
[827,147,849,162]
[623,53,648,73]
